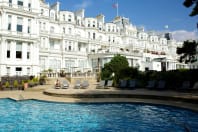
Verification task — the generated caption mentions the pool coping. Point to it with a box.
[42,88,198,112]
[0,88,198,112]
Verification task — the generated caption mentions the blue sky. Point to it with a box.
[46,0,198,40]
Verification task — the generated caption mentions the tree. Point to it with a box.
[177,40,198,64]
[101,54,129,83]
[109,54,129,74]
[183,0,198,16]
[101,63,112,80]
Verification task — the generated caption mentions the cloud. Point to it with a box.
[171,30,198,41]
[74,0,92,9]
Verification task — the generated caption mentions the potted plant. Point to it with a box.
[33,77,39,86]
[13,80,19,90]
[28,79,34,87]
[39,76,46,85]
[5,81,10,90]
[21,80,25,90]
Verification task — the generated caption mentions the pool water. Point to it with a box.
[0,99,197,132]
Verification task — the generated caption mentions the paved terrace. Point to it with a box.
[0,80,198,112]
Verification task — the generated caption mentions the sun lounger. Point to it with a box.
[62,80,69,89]
[192,82,198,90]
[180,81,191,90]
[146,80,156,89]
[118,80,127,89]
[96,80,106,89]
[127,80,137,89]
[180,81,198,91]
[156,80,166,90]
[74,80,81,89]
[81,80,89,89]
[104,80,113,89]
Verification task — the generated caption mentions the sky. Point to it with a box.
[46,0,198,41]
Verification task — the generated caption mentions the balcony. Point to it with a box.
[0,30,39,41]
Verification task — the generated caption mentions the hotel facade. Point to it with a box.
[0,0,192,77]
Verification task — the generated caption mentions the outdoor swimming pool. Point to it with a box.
[0,98,197,132]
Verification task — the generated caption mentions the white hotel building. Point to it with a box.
[0,0,187,77]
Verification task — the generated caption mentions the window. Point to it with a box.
[27,67,30,75]
[16,67,22,75]
[41,38,45,48]
[17,0,23,7]
[27,43,30,59]
[50,40,54,49]
[68,42,72,51]
[146,57,150,62]
[28,3,31,11]
[6,67,10,75]
[68,28,71,34]
[68,15,71,22]
[65,60,75,71]
[93,33,95,40]
[41,9,44,15]
[88,32,90,38]
[7,41,11,58]
[9,0,12,7]
[88,21,90,27]
[93,21,95,27]
[63,14,65,21]
[108,26,110,32]
[16,42,22,59]
[43,22,46,30]
[50,12,55,19]
[68,46,71,51]
[17,17,23,32]
[8,15,12,30]
[77,19,80,25]
[28,19,31,33]
[63,27,65,33]
[50,26,54,33]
